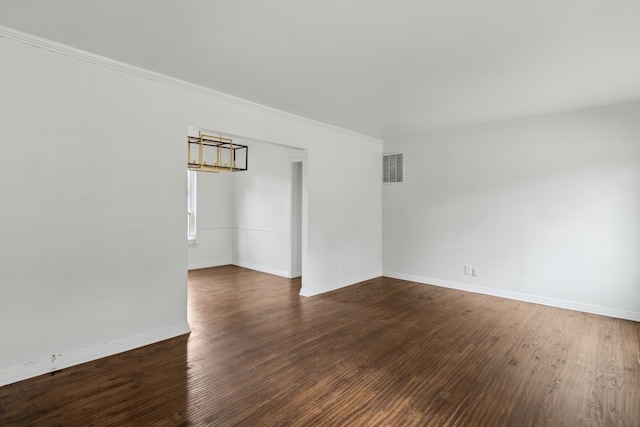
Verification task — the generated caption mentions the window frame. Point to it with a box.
[187,170,197,243]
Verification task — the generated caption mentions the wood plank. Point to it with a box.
[1,265,638,425]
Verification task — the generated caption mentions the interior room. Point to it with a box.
[186,128,306,278]
[0,1,638,425]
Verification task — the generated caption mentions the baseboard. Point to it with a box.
[232,260,289,278]
[300,270,382,297]
[0,322,191,388]
[383,271,640,322]
[188,259,232,270]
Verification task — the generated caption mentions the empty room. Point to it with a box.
[0,1,639,425]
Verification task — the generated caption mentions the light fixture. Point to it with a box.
[187,132,248,173]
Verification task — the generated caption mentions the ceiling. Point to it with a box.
[2,0,640,140]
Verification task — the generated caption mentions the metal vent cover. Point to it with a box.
[383,153,404,183]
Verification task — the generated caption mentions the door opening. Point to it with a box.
[290,161,303,278]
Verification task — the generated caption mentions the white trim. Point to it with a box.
[198,226,233,231]
[233,261,289,278]
[0,322,191,387]
[383,271,640,322]
[234,226,288,235]
[299,271,381,297]
[188,259,233,270]
[187,170,197,242]
[0,25,381,145]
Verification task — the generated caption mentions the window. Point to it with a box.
[383,153,404,183]
[187,170,197,242]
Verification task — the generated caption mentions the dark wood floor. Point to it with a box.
[1,266,639,426]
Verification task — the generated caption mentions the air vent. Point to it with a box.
[383,153,404,183]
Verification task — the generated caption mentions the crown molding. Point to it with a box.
[0,24,381,145]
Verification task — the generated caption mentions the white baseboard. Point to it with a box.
[232,260,289,278]
[188,259,233,270]
[0,322,191,388]
[383,271,640,322]
[300,270,382,297]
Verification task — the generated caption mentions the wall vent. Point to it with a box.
[383,153,404,183]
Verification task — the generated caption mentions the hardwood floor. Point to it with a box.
[1,265,639,426]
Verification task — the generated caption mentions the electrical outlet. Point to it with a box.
[472,267,478,277]
[465,265,472,275]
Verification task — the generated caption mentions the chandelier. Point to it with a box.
[188,133,248,173]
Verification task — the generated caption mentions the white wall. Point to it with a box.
[0,30,382,386]
[0,37,191,386]
[187,170,233,270]
[383,104,640,321]
[232,143,301,277]
[302,138,383,296]
[187,140,305,277]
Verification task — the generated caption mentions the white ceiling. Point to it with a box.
[2,0,640,140]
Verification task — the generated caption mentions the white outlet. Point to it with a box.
[472,267,478,277]
[465,265,472,275]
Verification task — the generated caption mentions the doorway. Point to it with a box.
[290,160,303,278]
